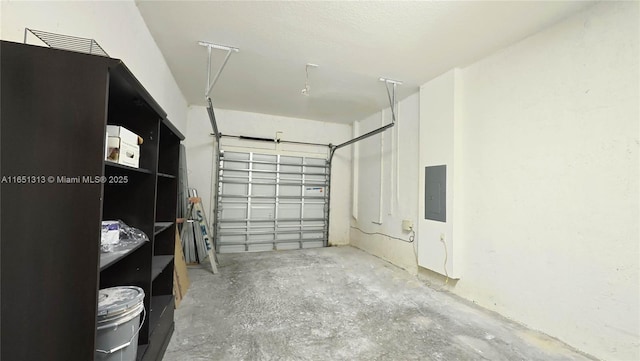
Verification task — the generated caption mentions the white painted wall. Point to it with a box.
[1,0,188,134]
[451,2,639,359]
[349,92,421,273]
[354,2,639,360]
[185,106,352,245]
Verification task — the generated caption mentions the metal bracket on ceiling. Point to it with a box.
[329,77,403,160]
[198,41,239,99]
[379,77,403,123]
[199,41,239,138]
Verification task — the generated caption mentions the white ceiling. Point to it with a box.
[136,1,595,124]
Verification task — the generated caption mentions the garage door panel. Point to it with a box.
[250,221,275,231]
[251,184,276,196]
[250,205,275,219]
[248,243,273,252]
[279,185,301,197]
[278,204,301,219]
[280,169,302,177]
[301,221,325,228]
[304,157,325,165]
[219,245,246,253]
[305,173,326,182]
[303,231,324,239]
[224,160,249,168]
[254,173,276,181]
[275,233,299,240]
[216,151,328,253]
[222,169,248,178]
[222,183,248,196]
[219,234,245,243]
[248,233,274,241]
[276,242,300,251]
[302,240,324,249]
[220,205,247,219]
[224,152,250,160]
[303,204,325,219]
[219,222,247,232]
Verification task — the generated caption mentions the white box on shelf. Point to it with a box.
[106,137,140,168]
[101,221,120,247]
[106,125,139,145]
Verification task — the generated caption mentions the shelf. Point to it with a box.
[100,239,146,270]
[149,295,173,334]
[151,255,174,281]
[154,222,174,235]
[157,172,176,179]
[105,161,152,174]
[136,344,148,361]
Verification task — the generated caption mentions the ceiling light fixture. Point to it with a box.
[301,63,318,96]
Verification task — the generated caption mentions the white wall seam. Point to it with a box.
[352,120,359,220]
[374,109,384,225]
[389,112,395,216]
[395,102,401,214]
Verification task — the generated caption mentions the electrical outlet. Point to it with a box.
[402,220,413,231]
[440,233,445,241]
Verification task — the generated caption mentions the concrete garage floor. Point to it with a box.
[164,246,595,361]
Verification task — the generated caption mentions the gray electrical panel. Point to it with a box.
[425,165,446,222]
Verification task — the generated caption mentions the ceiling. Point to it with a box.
[136,1,594,124]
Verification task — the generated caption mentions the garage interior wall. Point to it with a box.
[3,1,638,360]
[0,0,188,134]
[184,106,352,246]
[353,2,639,360]
[349,92,421,274]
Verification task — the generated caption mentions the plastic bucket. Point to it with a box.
[95,286,145,361]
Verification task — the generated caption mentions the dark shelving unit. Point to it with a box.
[149,295,175,331]
[137,345,150,361]
[152,255,174,280]
[158,172,177,179]
[154,221,174,235]
[106,161,154,174]
[100,239,147,270]
[0,40,184,361]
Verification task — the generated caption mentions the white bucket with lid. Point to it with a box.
[95,286,145,361]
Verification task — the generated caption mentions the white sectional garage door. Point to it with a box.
[215,150,329,253]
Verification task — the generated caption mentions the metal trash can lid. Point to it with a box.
[97,286,145,319]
